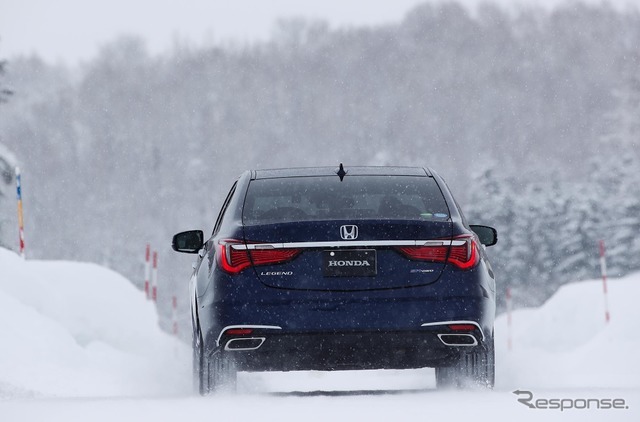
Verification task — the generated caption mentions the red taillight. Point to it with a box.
[219,240,252,274]
[218,240,300,274]
[396,245,449,262]
[395,235,479,270]
[447,236,479,270]
[250,248,300,266]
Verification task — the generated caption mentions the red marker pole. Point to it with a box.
[599,240,611,324]
[144,244,151,299]
[172,295,178,336]
[16,167,25,258]
[151,251,158,302]
[506,286,513,351]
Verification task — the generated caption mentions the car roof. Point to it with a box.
[252,166,432,180]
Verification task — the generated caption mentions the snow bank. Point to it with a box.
[0,247,190,398]
[495,272,640,389]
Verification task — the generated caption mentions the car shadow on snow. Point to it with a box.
[264,388,436,397]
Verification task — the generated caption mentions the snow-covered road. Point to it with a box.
[2,385,638,422]
[1,247,638,421]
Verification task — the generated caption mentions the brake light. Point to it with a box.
[219,240,252,273]
[396,235,479,270]
[396,245,449,261]
[218,240,300,274]
[448,235,479,270]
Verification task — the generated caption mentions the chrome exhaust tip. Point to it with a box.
[438,333,478,347]
[224,337,266,351]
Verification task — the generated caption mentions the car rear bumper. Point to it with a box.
[198,289,495,372]
[216,326,486,372]
[201,299,493,371]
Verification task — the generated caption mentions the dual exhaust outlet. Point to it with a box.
[222,333,480,351]
[219,321,483,351]
[222,333,480,350]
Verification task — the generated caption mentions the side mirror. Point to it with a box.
[172,230,204,254]
[470,225,497,247]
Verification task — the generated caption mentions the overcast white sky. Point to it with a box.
[1,0,638,66]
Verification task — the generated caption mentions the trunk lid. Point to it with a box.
[242,219,452,291]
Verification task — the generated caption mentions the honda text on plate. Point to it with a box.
[172,165,498,394]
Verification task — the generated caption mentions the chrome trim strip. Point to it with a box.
[232,239,465,250]
[420,320,485,341]
[224,337,266,351]
[216,325,282,347]
[437,333,478,347]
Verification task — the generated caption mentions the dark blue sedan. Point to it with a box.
[172,165,497,394]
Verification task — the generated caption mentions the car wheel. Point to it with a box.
[208,350,237,393]
[193,328,209,395]
[435,334,495,389]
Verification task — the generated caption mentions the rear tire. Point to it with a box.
[436,335,495,389]
[193,329,209,395]
[208,351,238,393]
[194,331,238,395]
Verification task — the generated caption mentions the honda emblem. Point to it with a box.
[340,225,358,240]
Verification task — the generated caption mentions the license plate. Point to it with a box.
[323,249,377,277]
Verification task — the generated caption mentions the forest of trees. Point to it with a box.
[1,2,639,329]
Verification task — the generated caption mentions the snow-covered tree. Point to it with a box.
[0,59,12,103]
[0,142,17,249]
[0,58,17,249]
[595,56,640,276]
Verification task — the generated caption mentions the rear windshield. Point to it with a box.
[243,176,449,224]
